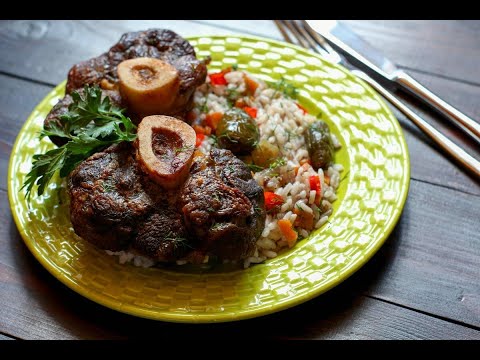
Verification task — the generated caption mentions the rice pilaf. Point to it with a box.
[195,68,343,268]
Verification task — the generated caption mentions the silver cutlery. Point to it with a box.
[305,20,480,145]
[274,20,480,178]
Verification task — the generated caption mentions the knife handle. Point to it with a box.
[393,71,480,143]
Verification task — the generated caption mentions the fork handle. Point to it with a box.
[393,71,480,143]
[352,70,480,178]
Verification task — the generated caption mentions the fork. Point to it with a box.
[275,20,480,178]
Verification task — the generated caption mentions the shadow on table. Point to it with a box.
[8,213,403,340]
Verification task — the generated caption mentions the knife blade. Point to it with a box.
[305,20,480,143]
[305,20,400,80]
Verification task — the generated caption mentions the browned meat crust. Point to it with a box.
[68,144,265,263]
[44,29,207,145]
[179,149,266,260]
[66,29,207,116]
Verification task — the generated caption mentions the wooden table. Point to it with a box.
[0,20,479,340]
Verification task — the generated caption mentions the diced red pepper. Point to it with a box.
[244,106,257,118]
[205,112,223,130]
[209,72,227,86]
[309,175,321,192]
[195,133,205,147]
[264,191,284,211]
[296,103,308,114]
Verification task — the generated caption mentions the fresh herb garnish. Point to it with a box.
[271,78,298,99]
[209,134,218,146]
[164,231,192,250]
[226,88,240,107]
[174,145,194,155]
[269,157,286,170]
[247,163,264,172]
[198,95,209,113]
[22,85,137,200]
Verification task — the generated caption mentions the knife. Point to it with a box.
[305,20,480,144]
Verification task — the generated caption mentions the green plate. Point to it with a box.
[8,35,410,322]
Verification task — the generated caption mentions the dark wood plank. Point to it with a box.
[386,69,480,195]
[0,20,243,86]
[0,75,53,192]
[341,20,480,85]
[0,187,478,339]
[359,180,480,327]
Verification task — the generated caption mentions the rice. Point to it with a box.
[107,68,342,269]
[195,70,342,268]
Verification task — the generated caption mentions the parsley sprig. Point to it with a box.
[22,85,137,200]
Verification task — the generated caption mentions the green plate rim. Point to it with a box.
[8,34,410,323]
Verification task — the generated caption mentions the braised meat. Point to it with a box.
[66,28,207,116]
[179,149,266,260]
[68,143,265,263]
[44,29,207,145]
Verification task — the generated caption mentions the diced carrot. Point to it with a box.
[300,158,311,166]
[245,75,259,95]
[209,72,227,86]
[293,207,314,230]
[278,219,298,247]
[205,112,223,130]
[235,98,247,109]
[204,126,212,135]
[244,106,257,118]
[324,175,330,186]
[193,125,206,134]
[195,133,205,147]
[294,166,300,176]
[296,103,308,114]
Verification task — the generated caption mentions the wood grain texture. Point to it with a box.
[360,180,480,327]
[342,20,480,84]
[1,19,480,340]
[0,188,478,339]
[0,75,53,192]
[0,20,243,86]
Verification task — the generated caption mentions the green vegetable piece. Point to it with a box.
[251,140,280,168]
[216,108,259,155]
[304,120,334,170]
[22,85,137,200]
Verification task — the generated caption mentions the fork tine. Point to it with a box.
[300,20,342,64]
[274,20,294,44]
[289,20,330,57]
[281,20,312,49]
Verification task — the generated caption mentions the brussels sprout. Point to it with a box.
[216,108,259,155]
[304,120,334,170]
